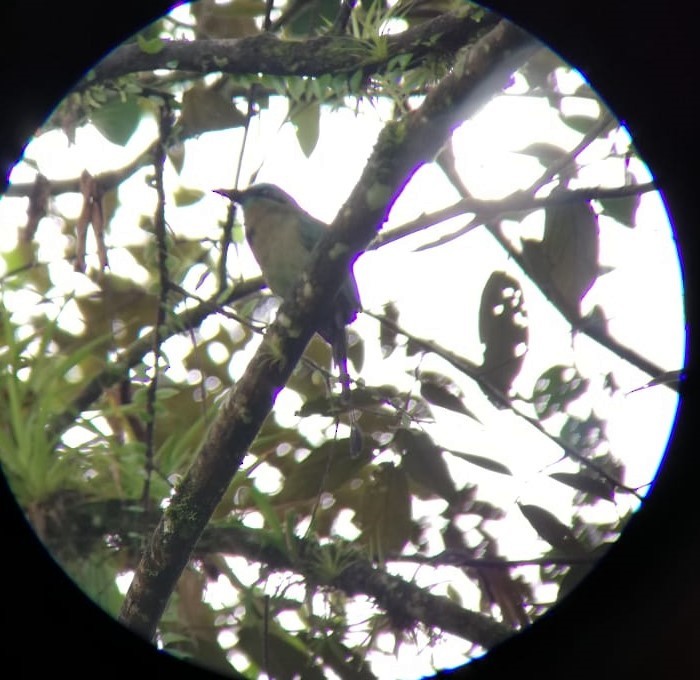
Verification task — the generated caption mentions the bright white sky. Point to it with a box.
[0,23,685,680]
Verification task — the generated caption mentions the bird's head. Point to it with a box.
[213,183,300,210]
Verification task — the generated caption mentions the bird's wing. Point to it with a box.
[297,213,328,252]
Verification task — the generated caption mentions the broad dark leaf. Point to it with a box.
[418,370,477,419]
[380,301,400,358]
[394,428,458,502]
[518,503,586,555]
[532,365,589,419]
[549,471,615,501]
[599,193,640,228]
[347,329,364,373]
[541,198,600,312]
[478,271,528,395]
[517,142,569,166]
[560,414,607,454]
[357,463,413,560]
[561,113,600,135]
[180,82,247,137]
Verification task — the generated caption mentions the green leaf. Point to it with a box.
[137,33,165,54]
[274,440,370,504]
[356,463,412,560]
[290,100,320,157]
[90,96,141,146]
[248,486,284,545]
[173,187,205,207]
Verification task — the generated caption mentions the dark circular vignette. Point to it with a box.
[1,2,698,678]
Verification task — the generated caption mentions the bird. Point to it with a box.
[214,183,361,420]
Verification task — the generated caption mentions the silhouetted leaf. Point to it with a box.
[518,503,586,555]
[532,365,589,419]
[541,198,600,312]
[394,428,457,501]
[561,113,599,135]
[479,271,528,395]
[380,301,400,358]
[560,414,607,453]
[406,336,423,357]
[347,329,364,373]
[599,193,640,228]
[549,472,615,501]
[418,370,478,419]
[517,142,568,165]
[447,449,512,475]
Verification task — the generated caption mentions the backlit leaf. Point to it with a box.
[90,96,141,146]
[290,100,320,157]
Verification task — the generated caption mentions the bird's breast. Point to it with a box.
[245,212,313,300]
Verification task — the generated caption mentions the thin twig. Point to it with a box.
[142,102,174,508]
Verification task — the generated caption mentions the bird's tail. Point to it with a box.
[330,314,362,457]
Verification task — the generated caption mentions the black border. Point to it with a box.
[2,2,698,677]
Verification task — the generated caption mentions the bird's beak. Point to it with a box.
[213,188,241,202]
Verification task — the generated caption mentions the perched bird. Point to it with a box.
[214,183,361,403]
